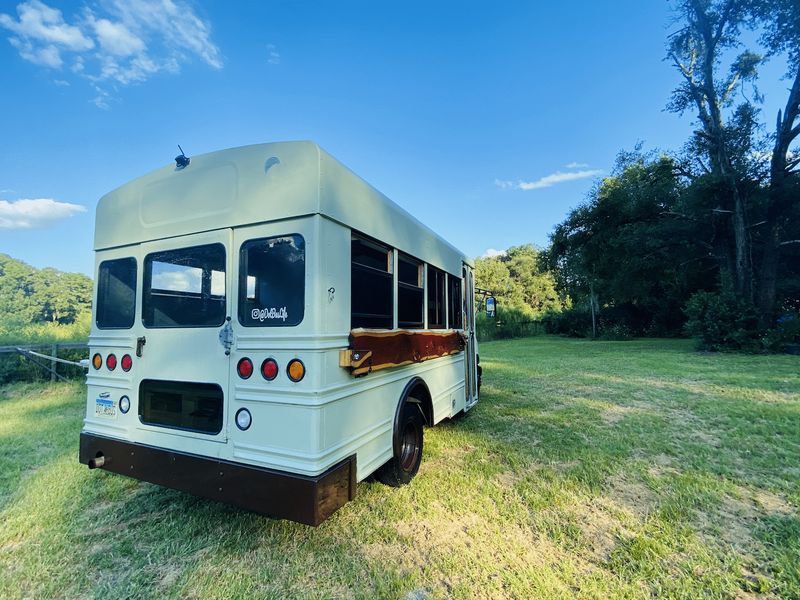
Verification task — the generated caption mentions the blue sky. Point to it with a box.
[0,1,790,275]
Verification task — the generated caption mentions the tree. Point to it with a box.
[474,245,565,319]
[667,0,761,300]
[0,254,92,327]
[756,0,800,323]
[549,152,710,336]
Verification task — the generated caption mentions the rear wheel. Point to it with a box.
[376,400,424,486]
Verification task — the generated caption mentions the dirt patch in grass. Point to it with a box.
[713,487,795,545]
[366,503,593,598]
[599,404,638,425]
[606,473,658,519]
[571,499,636,562]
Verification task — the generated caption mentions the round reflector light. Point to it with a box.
[235,408,252,431]
[121,354,133,372]
[237,357,254,379]
[119,395,130,414]
[261,358,278,381]
[287,359,305,382]
[106,354,117,371]
[92,353,102,370]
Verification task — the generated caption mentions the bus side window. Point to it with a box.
[448,273,463,329]
[351,236,392,329]
[397,253,423,329]
[427,265,446,329]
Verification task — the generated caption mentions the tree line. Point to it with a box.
[477,1,800,350]
[0,253,92,338]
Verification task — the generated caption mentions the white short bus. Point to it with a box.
[80,141,480,525]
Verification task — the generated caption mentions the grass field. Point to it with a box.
[1,337,798,599]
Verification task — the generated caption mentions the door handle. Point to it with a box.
[136,336,146,357]
[219,317,234,355]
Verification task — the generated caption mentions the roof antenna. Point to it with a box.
[175,145,190,170]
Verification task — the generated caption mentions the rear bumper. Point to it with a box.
[79,432,356,526]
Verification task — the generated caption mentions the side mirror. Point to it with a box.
[485,296,497,318]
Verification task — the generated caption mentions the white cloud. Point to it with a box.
[89,16,144,57]
[481,248,506,258]
[565,162,589,169]
[0,1,93,52]
[0,0,222,103]
[267,43,280,65]
[9,36,62,67]
[495,169,604,191]
[0,198,86,229]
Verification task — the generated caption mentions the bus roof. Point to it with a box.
[95,141,472,274]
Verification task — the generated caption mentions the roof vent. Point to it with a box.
[175,145,190,170]
[265,156,280,173]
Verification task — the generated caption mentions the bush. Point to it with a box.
[762,312,800,353]
[541,307,593,338]
[683,291,761,352]
[476,306,543,342]
[598,322,634,341]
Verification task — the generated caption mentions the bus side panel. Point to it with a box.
[319,355,466,482]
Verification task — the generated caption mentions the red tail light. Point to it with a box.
[121,354,133,372]
[261,358,278,381]
[106,354,117,371]
[237,357,253,379]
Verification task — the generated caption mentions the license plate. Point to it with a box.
[95,397,116,419]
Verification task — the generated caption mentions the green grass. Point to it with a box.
[1,337,798,599]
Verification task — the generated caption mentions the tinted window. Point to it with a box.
[143,244,226,328]
[427,265,446,329]
[448,274,463,329]
[239,235,305,327]
[139,379,222,435]
[96,258,137,329]
[397,253,423,329]
[352,236,392,329]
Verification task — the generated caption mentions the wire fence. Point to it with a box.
[0,342,89,384]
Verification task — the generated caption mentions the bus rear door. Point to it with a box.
[135,229,233,442]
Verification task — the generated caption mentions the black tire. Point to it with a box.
[376,400,424,487]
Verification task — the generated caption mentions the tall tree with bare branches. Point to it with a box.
[667,0,760,300]
[756,0,800,324]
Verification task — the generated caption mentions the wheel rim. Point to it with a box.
[399,420,421,472]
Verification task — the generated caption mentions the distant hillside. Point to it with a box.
[0,254,92,327]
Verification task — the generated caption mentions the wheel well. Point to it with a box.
[403,377,433,426]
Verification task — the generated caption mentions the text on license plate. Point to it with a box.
[95,397,116,419]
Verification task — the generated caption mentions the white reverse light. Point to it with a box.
[235,408,252,431]
[119,395,130,414]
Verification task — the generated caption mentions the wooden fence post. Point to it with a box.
[50,344,57,382]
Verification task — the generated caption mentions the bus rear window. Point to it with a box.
[239,235,305,327]
[143,244,226,328]
[139,379,223,435]
[96,257,137,329]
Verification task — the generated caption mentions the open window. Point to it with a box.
[397,253,423,329]
[351,235,393,329]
